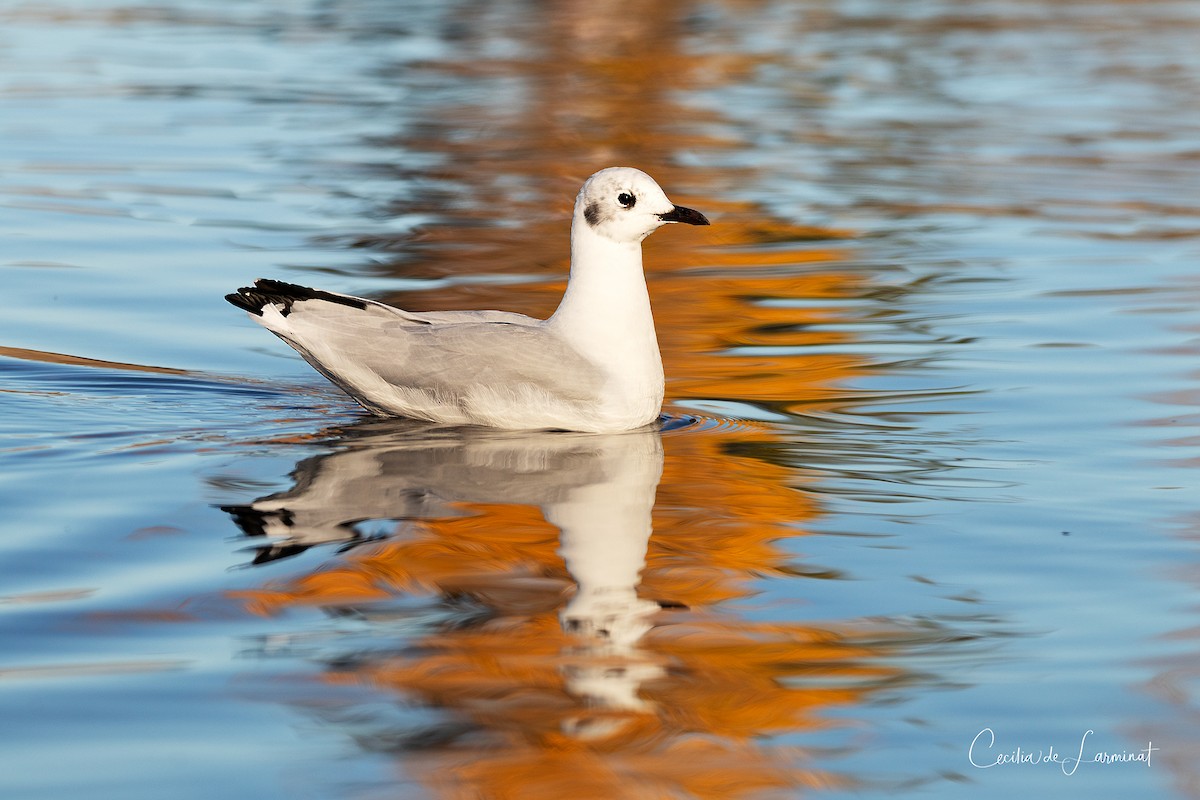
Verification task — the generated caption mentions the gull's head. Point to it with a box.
[574,167,709,244]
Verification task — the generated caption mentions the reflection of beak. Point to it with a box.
[658,205,710,225]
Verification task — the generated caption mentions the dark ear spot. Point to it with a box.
[584,201,601,227]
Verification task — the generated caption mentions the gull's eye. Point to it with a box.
[617,192,636,209]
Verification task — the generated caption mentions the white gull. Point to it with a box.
[226,167,709,432]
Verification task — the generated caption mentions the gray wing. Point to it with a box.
[370,319,605,402]
[252,300,600,406]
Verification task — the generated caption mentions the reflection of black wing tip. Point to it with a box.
[220,503,377,566]
[224,278,368,317]
[220,504,310,566]
[220,503,292,538]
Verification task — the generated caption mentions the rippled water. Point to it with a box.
[3,1,1200,798]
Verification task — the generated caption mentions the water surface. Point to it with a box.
[2,1,1200,798]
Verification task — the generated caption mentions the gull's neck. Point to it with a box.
[548,216,662,378]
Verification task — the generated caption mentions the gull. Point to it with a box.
[226,167,709,432]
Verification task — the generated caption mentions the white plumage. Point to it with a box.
[227,167,709,432]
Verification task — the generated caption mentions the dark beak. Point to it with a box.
[658,205,710,226]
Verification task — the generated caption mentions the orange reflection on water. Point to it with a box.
[335,622,887,800]
[221,2,926,796]
[226,412,941,799]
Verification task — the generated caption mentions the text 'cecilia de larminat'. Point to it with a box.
[969,728,1158,776]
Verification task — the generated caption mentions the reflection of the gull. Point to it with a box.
[224,418,667,715]
[221,418,1012,797]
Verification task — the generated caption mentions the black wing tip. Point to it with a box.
[225,289,264,315]
[225,278,368,317]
